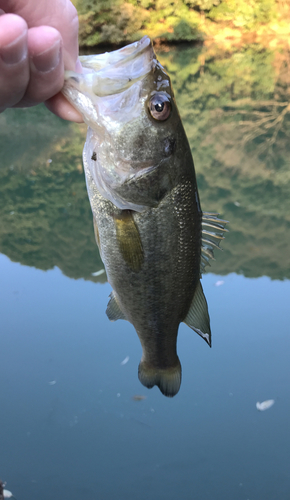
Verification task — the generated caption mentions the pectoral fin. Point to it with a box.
[93,216,101,250]
[106,291,127,321]
[184,281,211,347]
[114,210,144,272]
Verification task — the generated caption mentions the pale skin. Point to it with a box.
[0,0,83,122]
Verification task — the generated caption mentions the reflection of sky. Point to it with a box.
[1,253,289,500]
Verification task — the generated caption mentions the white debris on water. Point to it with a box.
[121,356,130,366]
[215,280,224,287]
[234,201,240,207]
[3,489,14,498]
[91,269,105,276]
[48,380,56,385]
[256,399,275,411]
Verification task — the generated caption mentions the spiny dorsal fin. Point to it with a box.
[114,210,144,272]
[201,212,228,273]
[106,292,127,321]
[184,281,211,347]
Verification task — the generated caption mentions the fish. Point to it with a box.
[256,399,275,411]
[62,36,227,398]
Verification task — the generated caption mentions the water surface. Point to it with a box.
[0,42,289,500]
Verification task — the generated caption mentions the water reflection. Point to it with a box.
[1,43,290,281]
[0,107,104,283]
[1,255,290,500]
[1,41,290,499]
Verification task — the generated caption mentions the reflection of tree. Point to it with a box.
[206,48,290,167]
[1,44,290,280]
[221,98,290,161]
[0,106,105,283]
[159,43,290,278]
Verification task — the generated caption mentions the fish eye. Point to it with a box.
[148,94,171,121]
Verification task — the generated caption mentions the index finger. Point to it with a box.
[0,0,79,70]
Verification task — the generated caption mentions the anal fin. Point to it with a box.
[184,281,211,347]
[106,292,127,322]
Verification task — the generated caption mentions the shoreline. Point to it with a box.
[79,28,290,52]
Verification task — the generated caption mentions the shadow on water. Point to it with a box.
[0,42,290,280]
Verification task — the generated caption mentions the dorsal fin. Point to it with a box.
[106,292,127,321]
[201,212,228,273]
[184,281,211,347]
[114,210,144,272]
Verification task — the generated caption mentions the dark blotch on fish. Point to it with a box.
[91,152,97,161]
[162,137,176,157]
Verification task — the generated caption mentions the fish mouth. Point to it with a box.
[63,36,155,99]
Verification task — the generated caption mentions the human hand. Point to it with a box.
[0,0,83,122]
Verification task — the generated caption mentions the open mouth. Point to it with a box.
[63,36,155,99]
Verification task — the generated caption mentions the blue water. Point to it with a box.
[1,40,290,500]
[1,253,289,500]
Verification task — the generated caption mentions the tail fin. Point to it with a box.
[138,359,182,398]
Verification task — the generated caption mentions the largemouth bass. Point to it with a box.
[62,37,227,397]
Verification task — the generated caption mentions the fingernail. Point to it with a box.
[75,58,83,73]
[32,40,61,73]
[0,32,27,65]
